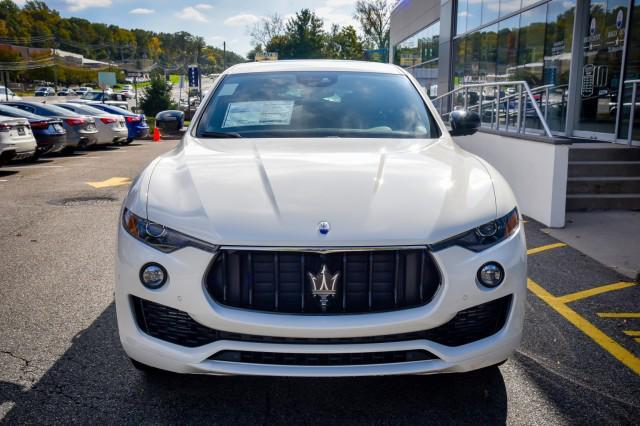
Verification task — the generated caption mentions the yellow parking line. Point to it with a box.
[527,278,640,376]
[624,331,640,336]
[597,313,640,318]
[556,282,637,304]
[527,242,567,256]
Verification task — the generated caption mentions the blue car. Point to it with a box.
[87,104,149,143]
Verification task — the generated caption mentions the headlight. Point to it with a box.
[122,208,218,253]
[430,208,519,252]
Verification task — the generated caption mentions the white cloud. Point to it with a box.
[316,7,353,27]
[130,7,154,15]
[177,6,208,23]
[11,0,27,6]
[194,3,214,10]
[224,14,262,27]
[63,0,111,12]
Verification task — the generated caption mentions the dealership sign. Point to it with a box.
[255,52,278,62]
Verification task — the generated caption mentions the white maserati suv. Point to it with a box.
[116,60,526,376]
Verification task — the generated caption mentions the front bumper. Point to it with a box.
[115,226,527,376]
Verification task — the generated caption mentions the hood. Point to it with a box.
[146,137,497,247]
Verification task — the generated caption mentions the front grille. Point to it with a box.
[210,350,435,365]
[132,295,511,348]
[204,249,441,314]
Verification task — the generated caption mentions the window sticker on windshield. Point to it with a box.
[218,83,238,96]
[222,100,294,128]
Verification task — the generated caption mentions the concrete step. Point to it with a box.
[568,161,640,177]
[567,177,640,194]
[569,147,640,161]
[566,193,640,211]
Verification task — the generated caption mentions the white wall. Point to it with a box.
[455,132,569,228]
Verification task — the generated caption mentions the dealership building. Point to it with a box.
[390,0,640,227]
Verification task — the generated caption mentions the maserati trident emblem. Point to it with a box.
[307,265,340,312]
[318,221,330,235]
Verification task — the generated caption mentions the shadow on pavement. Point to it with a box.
[1,303,508,424]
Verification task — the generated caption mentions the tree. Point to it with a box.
[354,0,393,50]
[266,9,325,59]
[249,13,284,47]
[140,77,174,116]
[147,36,162,60]
[324,25,364,60]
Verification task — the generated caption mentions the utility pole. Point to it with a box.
[223,41,226,71]
[3,71,8,102]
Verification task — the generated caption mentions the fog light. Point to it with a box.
[140,263,167,289]
[477,262,504,288]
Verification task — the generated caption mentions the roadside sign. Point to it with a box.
[98,71,116,89]
[188,65,199,88]
[255,52,278,62]
[179,75,184,89]
[126,71,144,78]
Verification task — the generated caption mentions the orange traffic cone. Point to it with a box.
[152,127,160,142]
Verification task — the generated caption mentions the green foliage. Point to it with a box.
[0,0,245,77]
[254,8,378,61]
[139,77,174,117]
[323,25,364,60]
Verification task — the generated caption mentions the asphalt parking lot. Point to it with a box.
[0,140,638,424]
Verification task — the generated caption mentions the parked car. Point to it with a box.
[119,87,135,99]
[56,102,127,146]
[34,87,56,97]
[115,60,525,376]
[57,88,76,96]
[4,101,98,150]
[88,103,149,143]
[70,91,129,110]
[0,104,67,156]
[74,87,92,96]
[0,86,21,101]
[0,115,37,162]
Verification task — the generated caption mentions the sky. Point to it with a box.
[19,0,364,56]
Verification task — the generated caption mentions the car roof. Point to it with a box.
[225,60,404,75]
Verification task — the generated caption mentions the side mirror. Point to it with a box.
[449,110,481,136]
[155,110,185,135]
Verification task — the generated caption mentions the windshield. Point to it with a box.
[196,71,439,139]
[0,104,40,119]
[67,104,107,116]
[38,104,81,117]
[82,92,104,100]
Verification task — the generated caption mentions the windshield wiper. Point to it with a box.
[199,131,243,138]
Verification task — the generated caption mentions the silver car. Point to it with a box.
[56,103,128,145]
[4,102,99,151]
[0,115,37,163]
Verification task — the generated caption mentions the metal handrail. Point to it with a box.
[623,79,639,146]
[432,81,554,138]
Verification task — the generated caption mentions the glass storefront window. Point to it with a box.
[467,0,483,33]
[480,24,499,81]
[620,0,640,140]
[482,0,500,24]
[393,21,440,96]
[457,0,468,35]
[517,3,548,86]
[497,15,520,80]
[544,0,576,131]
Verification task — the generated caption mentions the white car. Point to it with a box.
[55,103,127,145]
[0,115,37,162]
[0,86,21,101]
[74,87,92,96]
[116,60,526,377]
